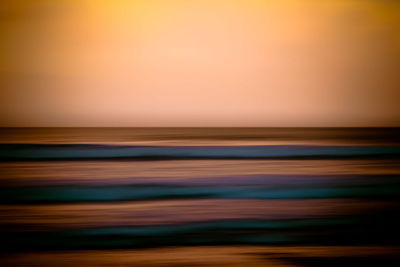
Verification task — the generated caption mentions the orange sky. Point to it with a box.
[1,0,400,127]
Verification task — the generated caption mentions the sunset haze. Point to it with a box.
[1,0,399,126]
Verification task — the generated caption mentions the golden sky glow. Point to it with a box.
[1,0,400,126]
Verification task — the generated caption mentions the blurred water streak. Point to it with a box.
[0,128,399,266]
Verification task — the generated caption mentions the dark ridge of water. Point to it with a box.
[1,174,399,204]
[1,144,400,161]
[3,210,400,252]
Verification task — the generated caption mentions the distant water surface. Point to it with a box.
[1,127,400,145]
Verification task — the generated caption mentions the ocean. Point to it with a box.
[1,127,400,266]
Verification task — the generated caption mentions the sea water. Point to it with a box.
[1,128,399,266]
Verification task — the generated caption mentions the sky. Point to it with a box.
[1,0,400,127]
